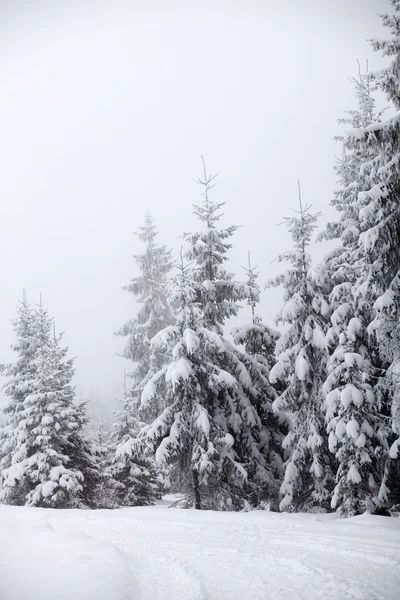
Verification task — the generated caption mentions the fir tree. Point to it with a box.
[363,1,400,507]
[268,184,332,512]
[329,3,400,511]
[115,213,174,422]
[0,300,98,508]
[321,67,390,516]
[136,161,275,509]
[0,295,40,505]
[112,214,174,506]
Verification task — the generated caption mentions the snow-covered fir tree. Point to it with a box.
[268,186,332,512]
[362,0,400,508]
[320,67,390,516]
[115,212,174,422]
[134,162,278,509]
[0,300,99,508]
[231,253,284,505]
[36,306,100,509]
[0,296,39,505]
[113,214,173,506]
[323,1,400,511]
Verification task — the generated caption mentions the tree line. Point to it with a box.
[1,2,400,516]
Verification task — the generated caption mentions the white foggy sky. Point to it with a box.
[0,0,391,407]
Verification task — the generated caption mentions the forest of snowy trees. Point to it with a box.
[2,2,400,518]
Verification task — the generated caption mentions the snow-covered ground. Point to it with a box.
[1,498,400,600]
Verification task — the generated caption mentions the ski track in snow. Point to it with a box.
[2,498,400,600]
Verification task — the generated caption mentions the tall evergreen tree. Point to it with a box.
[135,161,275,509]
[115,213,174,422]
[113,214,173,505]
[320,67,390,516]
[367,1,400,489]
[268,186,332,512]
[1,300,98,508]
[335,3,400,509]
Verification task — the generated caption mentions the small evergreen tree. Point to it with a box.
[0,300,99,508]
[232,254,280,371]
[0,296,40,505]
[232,253,284,506]
[268,185,332,512]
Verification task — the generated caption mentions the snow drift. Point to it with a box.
[0,509,140,600]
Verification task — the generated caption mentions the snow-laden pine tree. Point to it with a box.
[268,186,332,512]
[133,162,277,509]
[326,3,400,511]
[231,253,284,505]
[0,296,39,505]
[320,67,390,516]
[116,213,174,422]
[0,301,98,508]
[36,306,100,508]
[113,214,173,506]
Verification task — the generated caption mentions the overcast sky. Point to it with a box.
[0,0,392,410]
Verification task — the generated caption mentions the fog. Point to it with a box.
[0,0,390,409]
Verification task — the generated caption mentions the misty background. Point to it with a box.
[0,0,390,417]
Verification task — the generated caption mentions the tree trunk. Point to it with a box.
[192,469,201,510]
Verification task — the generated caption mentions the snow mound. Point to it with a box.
[0,510,140,600]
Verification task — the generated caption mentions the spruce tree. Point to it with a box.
[0,296,39,505]
[328,3,400,511]
[0,300,98,508]
[113,214,173,506]
[321,67,390,516]
[363,1,400,507]
[268,186,332,512]
[136,161,274,509]
[115,212,174,422]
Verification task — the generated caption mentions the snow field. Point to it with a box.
[1,498,400,600]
